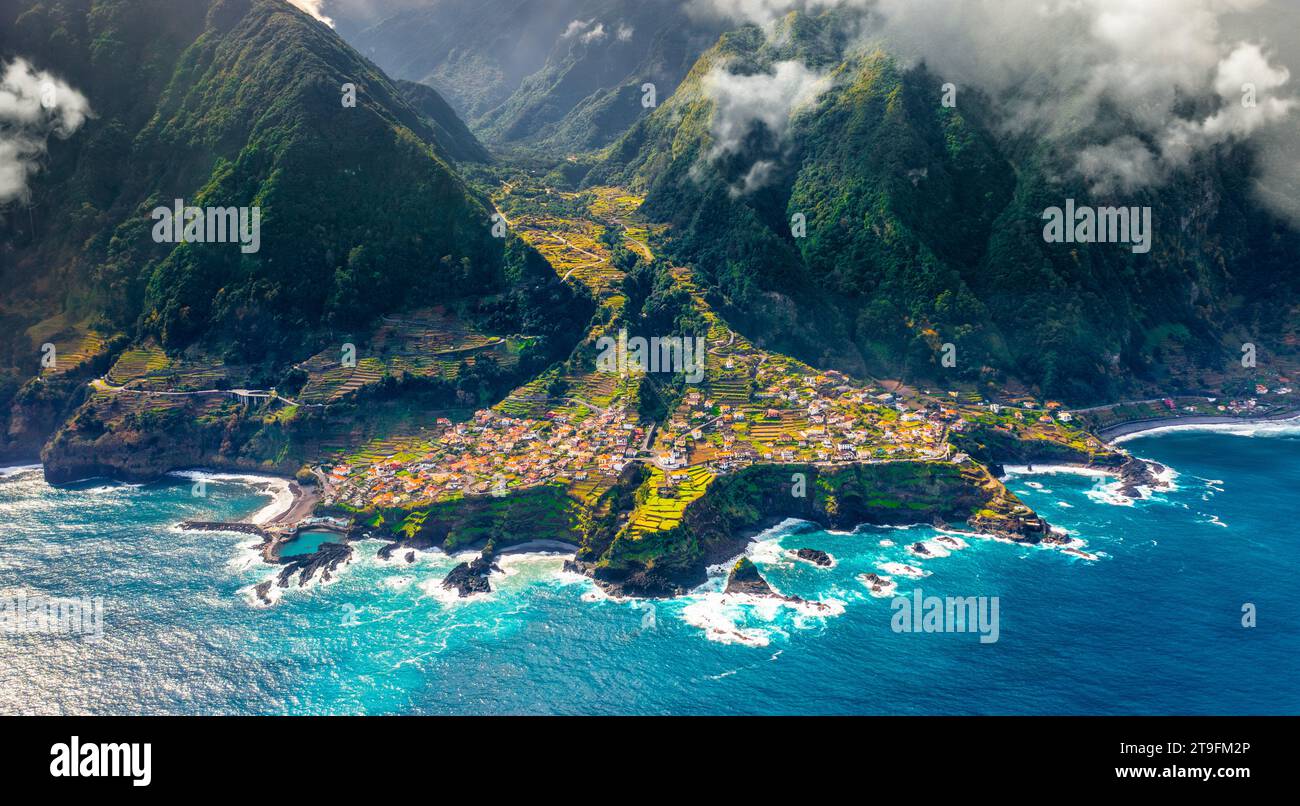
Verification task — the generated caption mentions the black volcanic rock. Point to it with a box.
[793,548,833,567]
[724,557,774,596]
[1116,456,1168,498]
[441,555,501,597]
[277,541,352,588]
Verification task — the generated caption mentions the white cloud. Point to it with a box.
[704,60,830,155]
[288,0,335,28]
[563,19,592,38]
[617,23,635,42]
[563,18,611,45]
[870,0,1298,197]
[701,59,831,192]
[0,58,92,205]
[686,0,1299,215]
[687,0,870,29]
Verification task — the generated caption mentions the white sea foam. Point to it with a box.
[680,590,843,648]
[226,537,266,572]
[906,540,950,558]
[681,596,772,647]
[857,573,897,598]
[1002,464,1115,478]
[878,539,895,547]
[933,534,968,551]
[1111,416,1300,445]
[747,538,792,566]
[0,464,41,479]
[754,517,811,540]
[877,562,928,578]
[1084,481,1135,507]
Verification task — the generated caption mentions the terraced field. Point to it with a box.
[747,411,811,445]
[104,346,170,387]
[495,370,622,419]
[565,476,619,506]
[296,309,515,404]
[626,465,715,538]
[26,316,111,376]
[329,434,435,477]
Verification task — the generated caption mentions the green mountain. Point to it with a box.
[346,0,722,152]
[594,12,1300,402]
[393,78,490,163]
[0,0,588,463]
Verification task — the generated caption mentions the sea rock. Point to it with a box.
[1116,456,1168,498]
[441,554,501,597]
[725,557,774,596]
[967,509,1051,543]
[858,572,897,596]
[405,551,416,564]
[792,548,833,567]
[276,541,352,588]
[910,541,932,556]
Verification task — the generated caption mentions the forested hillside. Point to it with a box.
[0,0,588,461]
[594,11,1300,402]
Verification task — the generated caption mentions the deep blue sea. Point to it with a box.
[2,425,1297,715]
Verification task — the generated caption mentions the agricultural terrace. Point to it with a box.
[295,307,521,405]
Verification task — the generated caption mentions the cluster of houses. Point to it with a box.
[323,337,1101,510]
[324,404,645,508]
[648,359,958,473]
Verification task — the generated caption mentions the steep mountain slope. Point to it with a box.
[394,78,490,163]
[0,0,588,463]
[346,0,721,152]
[594,12,1300,402]
[347,0,590,122]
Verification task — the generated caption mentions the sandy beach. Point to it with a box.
[267,481,319,526]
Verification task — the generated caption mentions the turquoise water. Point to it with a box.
[279,530,343,558]
[1,425,1297,715]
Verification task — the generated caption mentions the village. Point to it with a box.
[316,325,1092,515]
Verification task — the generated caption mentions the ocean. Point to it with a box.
[2,425,1297,715]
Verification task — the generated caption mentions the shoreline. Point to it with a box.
[0,463,42,479]
[0,464,312,527]
[496,539,578,556]
[167,469,315,526]
[1097,410,1300,443]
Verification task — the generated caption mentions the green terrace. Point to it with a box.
[295,309,520,405]
[626,465,715,538]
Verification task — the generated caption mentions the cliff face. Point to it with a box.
[950,420,1126,471]
[40,409,295,484]
[580,460,1047,597]
[2,379,86,466]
